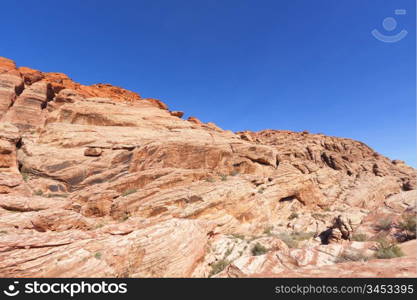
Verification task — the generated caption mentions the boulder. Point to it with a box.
[84,148,102,157]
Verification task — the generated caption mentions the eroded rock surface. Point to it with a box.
[0,57,415,278]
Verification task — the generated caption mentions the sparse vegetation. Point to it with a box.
[288,212,299,220]
[263,226,274,236]
[274,231,315,248]
[94,223,104,230]
[258,187,265,194]
[399,214,416,232]
[336,250,369,263]
[398,214,416,239]
[205,177,215,183]
[22,173,29,182]
[122,189,137,197]
[47,193,69,198]
[220,174,228,181]
[291,231,315,241]
[370,232,388,242]
[224,247,233,257]
[251,243,268,256]
[374,217,393,232]
[374,240,404,259]
[312,213,327,219]
[34,190,43,196]
[351,233,369,242]
[121,212,130,221]
[231,234,245,240]
[209,259,229,277]
[230,170,239,176]
[277,232,298,248]
[94,252,102,259]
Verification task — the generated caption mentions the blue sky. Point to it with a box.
[1,0,415,166]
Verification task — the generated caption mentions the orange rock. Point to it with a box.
[170,111,184,118]
[84,147,102,157]
[187,116,203,124]
[0,56,415,278]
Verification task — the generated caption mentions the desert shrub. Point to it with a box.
[224,247,233,257]
[205,177,215,183]
[209,259,229,277]
[122,189,137,197]
[371,232,388,242]
[351,233,368,242]
[312,213,327,219]
[22,173,29,182]
[288,212,299,220]
[398,214,416,239]
[34,190,43,196]
[231,234,245,240]
[121,212,130,221]
[374,240,404,259]
[292,231,315,241]
[258,187,265,194]
[374,218,392,231]
[230,170,239,176]
[220,174,228,181]
[47,193,69,198]
[336,251,369,263]
[263,226,274,236]
[94,223,104,230]
[94,252,102,259]
[251,243,268,256]
[277,232,298,248]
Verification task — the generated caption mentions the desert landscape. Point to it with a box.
[0,56,415,278]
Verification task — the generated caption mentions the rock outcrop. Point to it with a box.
[319,215,353,244]
[0,57,415,278]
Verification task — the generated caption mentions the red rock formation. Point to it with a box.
[0,57,415,278]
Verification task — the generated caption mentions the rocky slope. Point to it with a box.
[0,57,416,277]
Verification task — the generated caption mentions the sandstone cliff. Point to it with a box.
[0,57,415,277]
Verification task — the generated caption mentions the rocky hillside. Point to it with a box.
[0,57,415,277]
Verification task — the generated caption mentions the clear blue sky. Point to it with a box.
[1,0,415,166]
